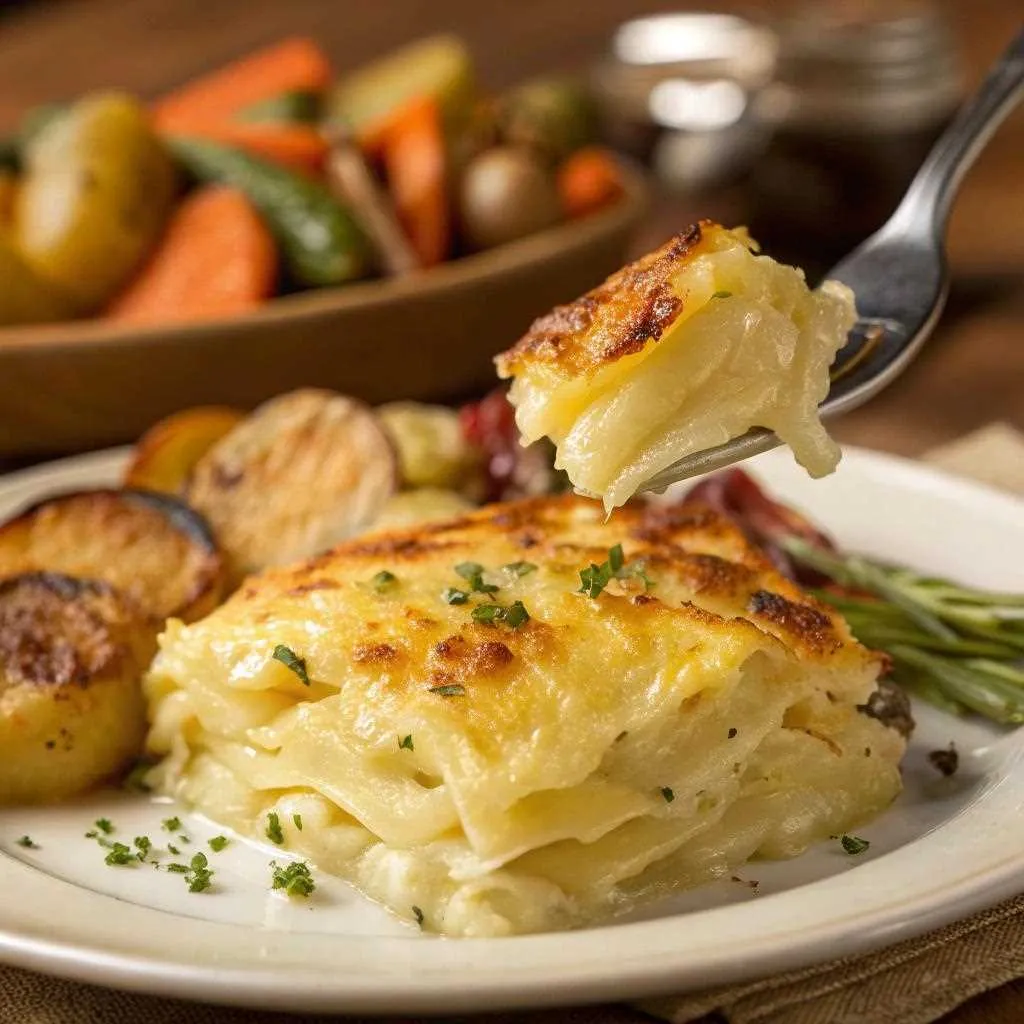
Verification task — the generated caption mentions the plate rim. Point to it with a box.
[0,443,1022,1014]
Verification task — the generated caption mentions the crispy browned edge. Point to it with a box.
[496,222,708,378]
[0,488,226,622]
[0,571,147,689]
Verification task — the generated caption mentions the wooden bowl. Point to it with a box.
[0,166,647,458]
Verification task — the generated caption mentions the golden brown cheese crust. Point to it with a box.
[495,224,706,378]
[242,493,874,671]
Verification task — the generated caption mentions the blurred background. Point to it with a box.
[0,0,1020,461]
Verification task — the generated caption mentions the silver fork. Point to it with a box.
[642,27,1024,493]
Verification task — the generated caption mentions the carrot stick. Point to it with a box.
[171,122,329,177]
[152,37,332,132]
[557,147,624,219]
[380,98,449,267]
[105,186,277,324]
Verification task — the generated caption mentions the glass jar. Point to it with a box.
[745,0,962,276]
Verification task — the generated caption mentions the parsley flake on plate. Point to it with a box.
[161,816,182,833]
[133,836,152,861]
[412,905,425,927]
[292,814,303,832]
[15,836,38,849]
[272,644,310,686]
[104,842,135,866]
[186,852,214,893]
[271,860,316,898]
[837,834,871,855]
[94,818,114,835]
[208,836,230,852]
[399,734,415,751]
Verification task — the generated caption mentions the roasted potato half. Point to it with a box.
[124,405,245,496]
[186,388,398,581]
[0,489,225,622]
[0,573,155,804]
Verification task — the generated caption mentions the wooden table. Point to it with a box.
[0,1,1020,1021]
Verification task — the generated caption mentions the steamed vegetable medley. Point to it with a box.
[0,35,626,329]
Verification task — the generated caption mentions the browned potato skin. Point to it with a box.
[0,489,225,623]
[186,388,398,583]
[0,573,155,805]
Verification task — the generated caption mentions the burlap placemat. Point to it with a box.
[2,424,1022,1024]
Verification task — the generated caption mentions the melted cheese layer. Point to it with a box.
[145,495,903,936]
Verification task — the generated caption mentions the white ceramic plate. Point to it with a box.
[0,446,1021,1015]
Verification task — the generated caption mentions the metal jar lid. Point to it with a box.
[762,0,963,132]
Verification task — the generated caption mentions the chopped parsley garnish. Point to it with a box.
[16,835,38,849]
[265,812,285,845]
[271,860,316,898]
[371,570,399,593]
[455,561,498,594]
[186,852,213,892]
[579,544,653,597]
[728,728,738,739]
[503,561,537,578]
[161,816,182,833]
[837,834,871,855]
[292,814,303,832]
[399,734,415,751]
[178,835,191,844]
[712,290,733,299]
[134,836,152,861]
[660,787,675,803]
[165,863,189,873]
[272,644,310,685]
[428,683,466,697]
[442,587,469,605]
[412,905,425,927]
[472,600,530,629]
[168,843,180,855]
[94,818,114,835]
[208,836,230,852]
[104,842,135,866]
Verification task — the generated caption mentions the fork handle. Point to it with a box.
[893,27,1024,233]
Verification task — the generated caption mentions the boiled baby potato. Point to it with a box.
[0,573,155,805]
[124,406,246,496]
[458,146,562,250]
[186,389,398,581]
[0,236,74,326]
[328,34,475,140]
[376,401,479,489]
[16,91,177,311]
[0,489,225,622]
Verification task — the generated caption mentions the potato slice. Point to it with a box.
[0,573,156,804]
[186,388,398,580]
[0,489,225,622]
[124,405,245,496]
